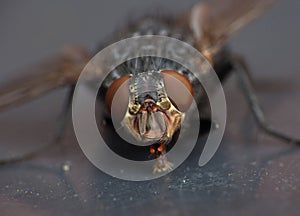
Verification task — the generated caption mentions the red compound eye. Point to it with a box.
[105,75,130,121]
[161,70,194,112]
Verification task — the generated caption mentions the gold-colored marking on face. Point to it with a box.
[156,97,171,110]
[121,96,184,144]
[129,103,141,115]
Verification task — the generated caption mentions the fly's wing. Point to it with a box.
[189,0,279,52]
[0,46,90,111]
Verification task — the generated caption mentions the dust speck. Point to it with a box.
[62,161,72,172]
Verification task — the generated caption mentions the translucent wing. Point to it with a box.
[190,0,279,51]
[0,46,90,111]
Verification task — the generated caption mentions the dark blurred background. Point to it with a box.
[0,0,299,215]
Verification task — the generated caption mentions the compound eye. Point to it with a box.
[105,75,130,121]
[161,70,194,112]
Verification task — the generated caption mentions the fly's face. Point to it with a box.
[123,71,184,144]
[106,69,194,144]
[105,68,194,171]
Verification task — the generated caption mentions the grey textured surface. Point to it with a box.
[0,0,300,215]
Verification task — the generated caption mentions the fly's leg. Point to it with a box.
[54,85,75,143]
[150,142,173,173]
[232,55,300,145]
[0,85,75,165]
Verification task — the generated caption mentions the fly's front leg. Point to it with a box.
[150,141,174,173]
[231,54,300,145]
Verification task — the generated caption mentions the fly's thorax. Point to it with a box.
[99,16,197,89]
[99,16,229,96]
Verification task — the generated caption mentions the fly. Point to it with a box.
[0,0,299,172]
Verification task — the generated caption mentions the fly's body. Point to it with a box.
[96,15,247,172]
